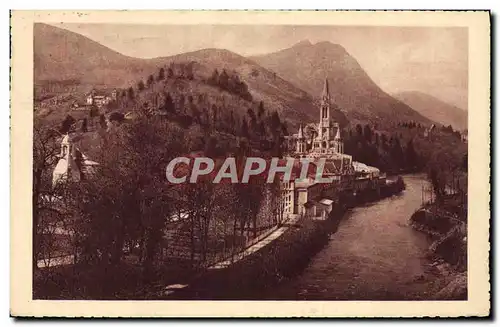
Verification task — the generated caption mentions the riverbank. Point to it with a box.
[410,195,467,300]
[163,177,406,300]
[165,205,346,299]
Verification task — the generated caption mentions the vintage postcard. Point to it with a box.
[10,10,490,317]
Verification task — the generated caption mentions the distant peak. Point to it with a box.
[314,41,346,51]
[290,40,347,53]
[292,40,313,48]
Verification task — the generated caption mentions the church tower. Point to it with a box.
[52,134,81,186]
[333,124,344,154]
[319,78,332,149]
[296,125,306,153]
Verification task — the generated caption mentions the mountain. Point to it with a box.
[251,40,432,126]
[34,24,342,128]
[156,48,350,126]
[34,23,156,89]
[393,91,467,131]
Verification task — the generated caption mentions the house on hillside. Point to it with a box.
[86,89,117,107]
[461,129,468,143]
[424,124,436,139]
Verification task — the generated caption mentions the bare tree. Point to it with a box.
[33,123,61,271]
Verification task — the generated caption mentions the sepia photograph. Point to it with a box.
[10,10,490,317]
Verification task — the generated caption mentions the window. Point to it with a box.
[322,107,328,119]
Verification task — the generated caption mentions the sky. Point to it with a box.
[55,23,468,110]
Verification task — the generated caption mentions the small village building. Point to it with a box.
[424,124,436,139]
[86,89,116,107]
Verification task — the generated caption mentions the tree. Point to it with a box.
[241,117,249,138]
[167,67,174,78]
[211,104,218,127]
[219,70,230,89]
[363,125,373,143]
[147,74,155,87]
[380,133,388,150]
[81,118,88,133]
[281,122,288,136]
[391,136,405,170]
[163,92,175,113]
[209,69,219,85]
[258,121,266,138]
[127,87,135,101]
[186,61,195,80]
[429,167,444,203]
[99,114,107,130]
[405,139,418,171]
[138,80,145,92]
[158,67,165,81]
[73,117,188,283]
[270,111,282,138]
[32,124,61,271]
[356,124,363,138]
[204,135,218,157]
[258,101,265,119]
[229,110,236,134]
[60,115,76,134]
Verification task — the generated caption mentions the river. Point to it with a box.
[264,174,443,300]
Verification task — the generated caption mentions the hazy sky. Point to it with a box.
[55,23,468,110]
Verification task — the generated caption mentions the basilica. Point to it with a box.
[288,79,352,172]
[280,79,357,219]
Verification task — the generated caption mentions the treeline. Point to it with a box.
[344,124,421,174]
[207,69,253,101]
[438,124,464,140]
[397,121,423,129]
[59,109,109,134]
[111,63,288,154]
[398,120,464,140]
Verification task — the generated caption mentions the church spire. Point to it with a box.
[322,78,330,100]
[297,125,304,139]
[335,126,341,140]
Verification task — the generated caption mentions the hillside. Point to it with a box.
[154,48,334,126]
[393,91,467,131]
[251,41,432,127]
[34,24,339,129]
[34,23,157,93]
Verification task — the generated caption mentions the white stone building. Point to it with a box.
[52,134,99,186]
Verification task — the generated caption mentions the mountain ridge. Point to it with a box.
[394,91,467,131]
[250,41,432,126]
[35,23,433,130]
[34,23,335,128]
